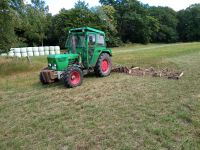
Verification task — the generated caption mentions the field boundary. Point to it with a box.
[113,42,200,54]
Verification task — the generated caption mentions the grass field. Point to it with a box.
[0,42,200,150]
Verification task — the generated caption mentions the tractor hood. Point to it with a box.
[47,54,79,71]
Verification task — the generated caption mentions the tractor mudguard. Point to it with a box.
[102,49,112,56]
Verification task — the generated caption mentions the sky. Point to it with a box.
[26,0,200,15]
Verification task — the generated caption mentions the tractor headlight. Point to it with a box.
[48,63,51,67]
[51,64,57,70]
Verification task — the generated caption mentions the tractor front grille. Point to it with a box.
[41,70,57,83]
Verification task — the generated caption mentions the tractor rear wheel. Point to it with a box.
[95,53,112,77]
[63,66,83,88]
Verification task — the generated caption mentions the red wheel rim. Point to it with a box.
[70,71,81,85]
[101,59,109,73]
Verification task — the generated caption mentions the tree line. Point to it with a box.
[1,0,200,53]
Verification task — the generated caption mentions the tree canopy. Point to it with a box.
[177,4,200,41]
[0,0,200,53]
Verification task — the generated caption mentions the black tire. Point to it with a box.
[94,53,112,77]
[63,66,83,88]
[40,72,47,84]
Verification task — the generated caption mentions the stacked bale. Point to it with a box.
[55,46,61,54]
[4,46,61,58]
[21,47,28,57]
[44,46,50,55]
[8,48,14,57]
[33,47,39,56]
[14,48,21,57]
[1,53,7,57]
[27,47,33,57]
[39,47,45,56]
[49,46,55,55]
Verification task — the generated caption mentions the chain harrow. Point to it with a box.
[112,66,184,80]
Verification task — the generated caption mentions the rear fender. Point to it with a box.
[101,49,112,56]
[93,49,112,67]
[89,49,112,68]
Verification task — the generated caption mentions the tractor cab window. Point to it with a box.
[97,34,105,46]
[66,34,85,53]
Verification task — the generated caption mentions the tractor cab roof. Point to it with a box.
[69,27,105,35]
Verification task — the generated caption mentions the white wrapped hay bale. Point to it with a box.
[33,47,39,52]
[20,47,27,53]
[34,51,40,56]
[27,52,34,57]
[38,47,44,52]
[15,52,21,58]
[10,48,15,52]
[21,52,28,57]
[44,46,50,55]
[14,48,21,53]
[49,46,55,55]
[49,46,55,51]
[8,51,14,57]
[1,53,7,57]
[27,47,33,52]
[55,50,60,54]
[44,46,49,51]
[55,46,60,54]
[54,46,60,51]
[50,51,55,55]
[39,51,45,56]
[14,48,21,57]
[8,48,15,57]
[44,51,50,55]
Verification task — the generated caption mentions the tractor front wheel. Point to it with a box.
[63,66,83,88]
[95,53,112,77]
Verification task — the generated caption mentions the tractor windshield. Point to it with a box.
[66,34,85,53]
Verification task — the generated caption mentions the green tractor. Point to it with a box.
[40,27,112,88]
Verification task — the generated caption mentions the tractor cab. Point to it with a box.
[66,27,110,68]
[40,27,112,88]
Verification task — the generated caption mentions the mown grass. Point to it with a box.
[0,57,47,76]
[0,42,200,150]
[113,42,200,68]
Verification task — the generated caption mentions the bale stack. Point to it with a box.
[3,46,61,58]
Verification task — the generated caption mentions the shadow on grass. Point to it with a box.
[33,80,65,89]
[33,72,98,89]
[84,72,97,78]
